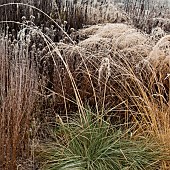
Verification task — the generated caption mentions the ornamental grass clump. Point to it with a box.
[37,110,166,170]
[0,26,39,169]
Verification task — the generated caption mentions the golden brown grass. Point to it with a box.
[0,37,38,169]
[49,23,170,168]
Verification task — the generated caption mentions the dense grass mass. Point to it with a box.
[36,110,167,170]
[0,0,170,169]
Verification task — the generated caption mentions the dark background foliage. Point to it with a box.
[0,0,169,34]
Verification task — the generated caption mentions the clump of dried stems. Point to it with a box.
[0,26,38,169]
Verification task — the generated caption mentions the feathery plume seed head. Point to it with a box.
[98,57,111,85]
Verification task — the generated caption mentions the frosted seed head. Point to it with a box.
[98,57,111,85]
[64,20,67,25]
[22,16,26,21]
[26,34,31,45]
[30,15,35,23]
[70,28,75,32]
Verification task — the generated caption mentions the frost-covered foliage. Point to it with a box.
[0,1,170,169]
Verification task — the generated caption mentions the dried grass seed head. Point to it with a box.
[98,57,111,84]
